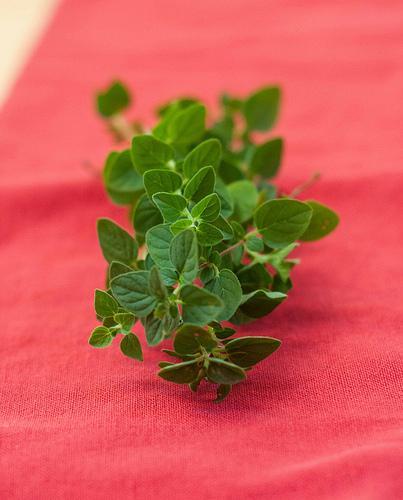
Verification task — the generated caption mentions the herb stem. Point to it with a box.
[288,171,321,198]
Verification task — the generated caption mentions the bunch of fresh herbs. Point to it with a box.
[89,81,339,401]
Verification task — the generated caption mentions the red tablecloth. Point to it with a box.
[1,1,402,498]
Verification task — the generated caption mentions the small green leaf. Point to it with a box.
[145,224,174,269]
[94,289,119,318]
[254,199,313,248]
[250,138,283,178]
[133,194,163,240]
[170,229,198,283]
[167,104,206,145]
[244,86,281,131]
[109,261,133,281]
[111,271,156,317]
[96,81,131,118]
[114,312,136,332]
[184,166,216,202]
[148,266,168,300]
[89,326,113,348]
[103,149,143,205]
[225,336,281,368]
[179,285,224,325]
[300,200,340,241]
[265,243,298,282]
[160,267,178,286]
[205,269,242,321]
[97,218,137,265]
[215,177,234,218]
[143,169,182,198]
[191,193,221,222]
[207,358,246,385]
[196,222,223,246]
[120,333,143,360]
[174,324,217,354]
[152,192,188,222]
[214,384,232,403]
[143,315,165,346]
[228,180,258,223]
[237,263,272,293]
[158,359,201,384]
[131,135,175,174]
[171,219,193,234]
[232,289,286,323]
[246,235,264,253]
[214,216,233,240]
[183,138,222,178]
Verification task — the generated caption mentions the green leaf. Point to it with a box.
[244,86,281,131]
[214,384,232,403]
[131,135,175,174]
[171,219,193,234]
[97,218,138,265]
[228,180,258,223]
[152,192,188,222]
[215,177,234,218]
[232,289,286,323]
[174,324,217,354]
[109,261,133,281]
[205,269,242,321]
[143,315,165,346]
[94,289,119,318]
[184,166,216,202]
[214,216,233,240]
[300,200,340,241]
[167,104,206,145]
[191,193,221,222]
[170,229,198,283]
[133,194,163,240]
[225,336,281,368]
[254,199,313,248]
[250,138,283,178]
[145,224,174,269]
[183,138,222,178]
[120,333,143,360]
[160,267,178,286]
[158,359,201,384]
[110,271,156,317]
[148,266,168,300]
[265,243,298,282]
[210,115,234,145]
[114,312,136,332]
[96,81,131,118]
[206,358,246,385]
[196,222,223,246]
[237,263,272,293]
[179,285,224,325]
[89,326,113,348]
[103,149,143,205]
[246,235,264,253]
[143,169,182,198]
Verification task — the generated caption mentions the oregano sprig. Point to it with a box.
[88,81,339,402]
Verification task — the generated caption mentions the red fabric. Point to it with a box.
[1,1,402,498]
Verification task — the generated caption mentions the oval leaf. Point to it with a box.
[205,269,242,321]
[158,359,201,384]
[120,333,143,360]
[254,199,312,248]
[110,271,156,317]
[206,358,246,385]
[225,336,281,368]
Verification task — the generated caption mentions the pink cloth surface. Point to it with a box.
[1,0,402,498]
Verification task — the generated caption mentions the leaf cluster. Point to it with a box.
[89,81,339,401]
